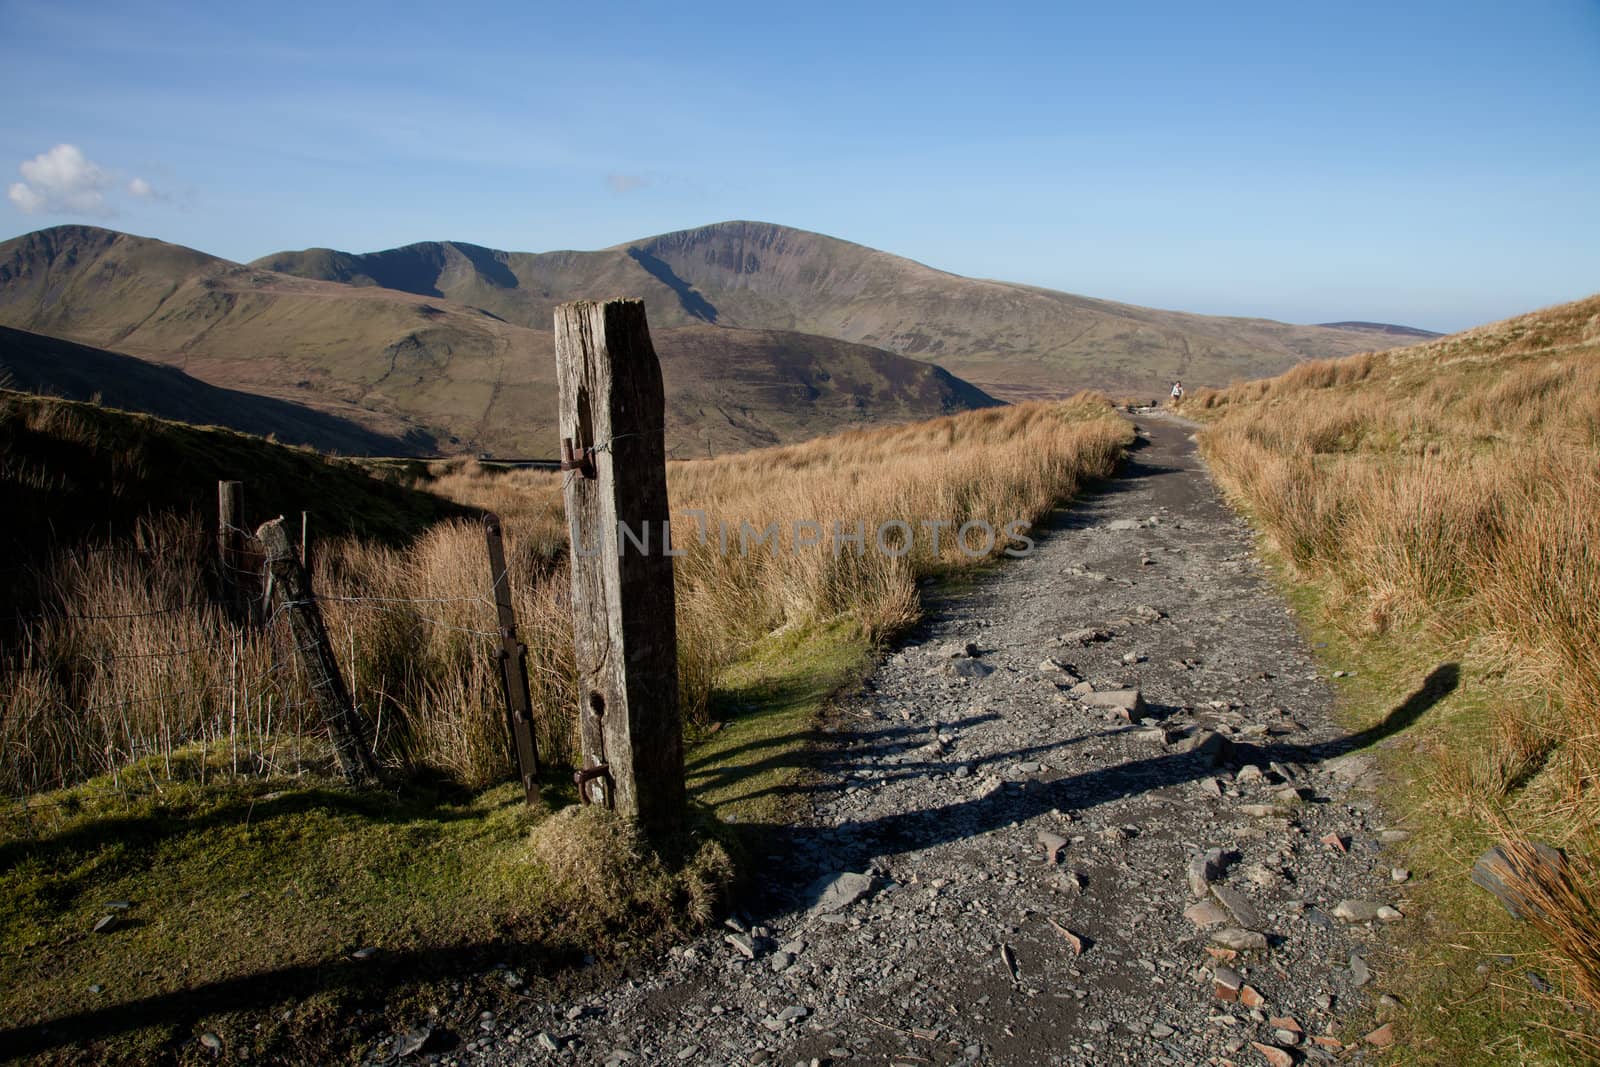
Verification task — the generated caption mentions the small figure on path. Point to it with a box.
[1170,380,1184,404]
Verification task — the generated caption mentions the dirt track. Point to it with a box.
[461,413,1416,1066]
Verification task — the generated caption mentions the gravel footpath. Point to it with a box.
[397,413,1410,1066]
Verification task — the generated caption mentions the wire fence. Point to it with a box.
[0,441,631,803]
[0,498,582,803]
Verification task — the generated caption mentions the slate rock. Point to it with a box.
[1187,848,1224,898]
[1211,884,1262,929]
[1333,900,1382,923]
[807,872,876,914]
[948,659,995,680]
[1079,688,1147,721]
[1211,928,1268,951]
[1470,842,1567,920]
[1185,900,1230,928]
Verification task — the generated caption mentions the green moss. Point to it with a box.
[687,616,875,827]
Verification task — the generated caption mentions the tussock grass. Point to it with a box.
[1,393,1129,796]
[528,805,734,932]
[1188,293,1600,1058]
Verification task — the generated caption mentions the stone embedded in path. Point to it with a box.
[1333,900,1385,923]
[1037,830,1069,865]
[1187,848,1225,898]
[1177,728,1231,765]
[807,872,876,915]
[1185,900,1230,928]
[394,1026,432,1058]
[1324,752,1378,787]
[1107,518,1142,531]
[1211,928,1269,951]
[1250,1041,1294,1067]
[947,658,995,680]
[1061,627,1112,646]
[1211,884,1262,929]
[1079,688,1146,721]
[1349,955,1372,987]
[1213,966,1244,999]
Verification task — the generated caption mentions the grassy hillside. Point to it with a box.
[255,220,1423,400]
[1187,293,1600,1064]
[0,227,1000,458]
[0,390,465,560]
[0,325,433,454]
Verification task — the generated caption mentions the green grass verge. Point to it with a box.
[687,616,876,827]
[1257,552,1596,1065]
[0,618,873,1066]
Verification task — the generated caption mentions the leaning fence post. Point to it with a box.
[554,298,685,840]
[483,512,542,805]
[256,516,378,785]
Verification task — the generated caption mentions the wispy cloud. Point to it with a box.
[606,173,651,195]
[7,143,163,216]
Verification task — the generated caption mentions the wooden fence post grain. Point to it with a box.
[256,516,378,785]
[554,298,685,839]
[217,480,248,623]
[483,512,541,805]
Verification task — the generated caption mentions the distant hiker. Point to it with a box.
[1170,380,1184,403]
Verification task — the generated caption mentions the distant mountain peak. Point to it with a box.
[1314,321,1442,339]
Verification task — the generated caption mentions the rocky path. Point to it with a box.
[469,415,1412,1066]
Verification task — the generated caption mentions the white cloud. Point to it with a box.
[606,173,651,194]
[7,182,46,213]
[7,144,126,216]
[127,176,155,198]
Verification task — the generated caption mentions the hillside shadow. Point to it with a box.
[450,242,521,290]
[627,247,719,323]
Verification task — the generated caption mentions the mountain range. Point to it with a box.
[255,221,1434,401]
[0,221,1433,456]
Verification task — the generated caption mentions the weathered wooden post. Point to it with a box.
[217,480,248,622]
[554,299,685,840]
[483,512,542,805]
[256,516,378,785]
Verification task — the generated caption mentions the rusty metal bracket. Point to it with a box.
[560,437,596,479]
[574,763,614,808]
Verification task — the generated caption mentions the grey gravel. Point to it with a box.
[440,415,1404,1067]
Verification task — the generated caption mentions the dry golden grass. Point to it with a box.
[0,395,1129,795]
[1191,293,1600,1028]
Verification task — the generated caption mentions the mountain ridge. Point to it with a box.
[0,225,999,457]
[253,219,1431,400]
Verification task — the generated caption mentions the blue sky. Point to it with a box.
[2,0,1596,332]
